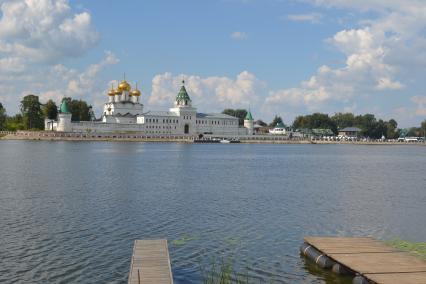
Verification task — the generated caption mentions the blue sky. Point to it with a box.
[0,0,425,127]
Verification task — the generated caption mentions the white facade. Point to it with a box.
[46,80,251,136]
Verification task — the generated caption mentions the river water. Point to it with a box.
[0,141,425,283]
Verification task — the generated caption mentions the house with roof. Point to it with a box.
[269,122,288,135]
[338,127,362,138]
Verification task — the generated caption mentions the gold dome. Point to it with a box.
[131,89,141,97]
[108,85,115,96]
[118,80,131,92]
[114,88,122,95]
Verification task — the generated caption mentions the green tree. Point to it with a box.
[0,102,6,130]
[331,113,355,130]
[420,119,426,139]
[5,114,25,131]
[20,95,44,129]
[354,114,377,137]
[292,113,336,133]
[385,119,398,139]
[406,127,420,137]
[43,99,58,120]
[269,115,283,127]
[221,108,247,125]
[63,98,92,121]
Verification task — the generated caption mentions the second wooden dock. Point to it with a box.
[303,237,426,284]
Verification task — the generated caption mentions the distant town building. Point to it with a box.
[312,128,334,137]
[338,127,362,137]
[269,122,287,135]
[46,79,252,136]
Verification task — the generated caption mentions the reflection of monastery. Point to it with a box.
[46,79,254,135]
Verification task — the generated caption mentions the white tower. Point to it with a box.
[244,110,254,135]
[57,99,72,132]
[169,81,197,135]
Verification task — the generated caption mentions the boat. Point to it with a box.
[193,138,220,143]
[220,139,240,143]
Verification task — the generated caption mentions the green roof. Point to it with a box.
[176,85,191,103]
[245,111,253,120]
[60,99,70,114]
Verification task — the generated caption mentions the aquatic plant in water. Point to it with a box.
[172,235,197,246]
[386,239,426,260]
[201,258,252,284]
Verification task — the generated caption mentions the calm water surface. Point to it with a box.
[1,141,425,283]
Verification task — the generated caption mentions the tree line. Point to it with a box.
[1,99,424,138]
[222,108,425,139]
[0,95,93,131]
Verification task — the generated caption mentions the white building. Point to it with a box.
[46,80,252,136]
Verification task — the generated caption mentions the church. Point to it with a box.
[45,79,254,136]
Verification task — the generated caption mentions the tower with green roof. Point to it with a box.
[175,81,192,107]
[244,110,254,135]
[59,99,70,114]
[170,80,197,135]
[57,98,72,132]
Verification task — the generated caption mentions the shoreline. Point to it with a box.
[1,132,425,146]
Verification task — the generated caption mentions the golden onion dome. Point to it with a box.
[108,85,115,96]
[131,89,141,97]
[114,88,122,95]
[118,80,131,92]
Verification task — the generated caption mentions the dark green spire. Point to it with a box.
[60,99,70,114]
[245,111,253,120]
[176,80,191,105]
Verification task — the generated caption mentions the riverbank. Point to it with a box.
[1,131,425,145]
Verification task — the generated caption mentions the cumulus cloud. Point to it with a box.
[148,71,262,113]
[411,96,426,116]
[264,0,426,120]
[287,13,323,23]
[0,0,99,65]
[230,31,247,40]
[37,51,119,105]
[0,0,117,116]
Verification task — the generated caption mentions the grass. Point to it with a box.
[201,258,252,284]
[386,239,426,260]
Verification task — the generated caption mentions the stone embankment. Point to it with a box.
[1,130,425,145]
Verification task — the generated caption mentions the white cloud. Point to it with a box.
[0,0,99,65]
[0,0,116,115]
[287,13,323,23]
[375,77,403,90]
[230,31,247,40]
[263,0,426,121]
[411,96,426,116]
[148,71,262,113]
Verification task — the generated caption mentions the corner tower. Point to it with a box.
[244,110,254,135]
[57,99,72,132]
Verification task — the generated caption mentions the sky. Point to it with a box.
[0,0,425,127]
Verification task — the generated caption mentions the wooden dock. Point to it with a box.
[304,237,426,284]
[128,239,173,284]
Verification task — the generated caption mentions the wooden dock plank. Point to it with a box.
[365,272,426,284]
[304,237,426,284]
[328,252,426,273]
[128,239,173,284]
